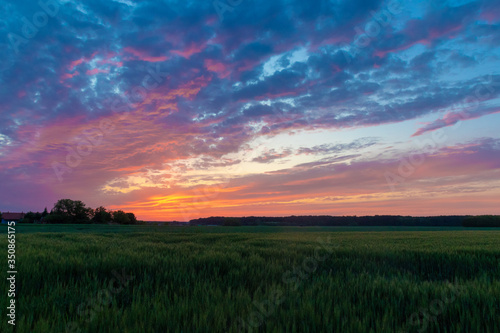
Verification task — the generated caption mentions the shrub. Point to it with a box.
[112,210,131,224]
[92,206,112,224]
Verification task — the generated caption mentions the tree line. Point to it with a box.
[189,215,500,227]
[462,215,500,227]
[20,199,139,224]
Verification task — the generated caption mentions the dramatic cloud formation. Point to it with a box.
[0,0,499,219]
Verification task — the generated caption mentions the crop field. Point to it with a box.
[1,226,499,332]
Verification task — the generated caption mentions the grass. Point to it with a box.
[0,226,499,332]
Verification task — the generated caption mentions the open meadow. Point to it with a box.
[1,225,499,332]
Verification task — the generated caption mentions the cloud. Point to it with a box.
[297,137,379,154]
[412,108,500,136]
[251,137,378,163]
[252,149,294,163]
[108,138,500,219]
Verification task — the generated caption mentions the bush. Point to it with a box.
[92,206,112,224]
[43,214,67,224]
[126,212,137,224]
[112,210,131,225]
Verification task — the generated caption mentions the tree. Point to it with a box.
[42,207,49,217]
[50,199,93,224]
[22,212,36,223]
[34,212,42,222]
[223,217,241,226]
[112,210,131,224]
[43,214,66,224]
[126,212,137,224]
[92,206,112,224]
[463,215,500,227]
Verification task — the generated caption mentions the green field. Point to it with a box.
[1,226,499,332]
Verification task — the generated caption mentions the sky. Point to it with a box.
[1,0,500,221]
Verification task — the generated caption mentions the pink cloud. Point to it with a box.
[123,47,169,62]
[205,15,218,25]
[86,68,109,75]
[67,51,99,71]
[374,39,431,59]
[61,71,80,80]
[170,42,206,59]
[97,54,123,67]
[62,51,122,82]
[412,109,500,137]
[375,20,465,59]
[68,58,84,71]
[255,91,299,101]
[428,22,463,40]
[480,7,500,23]
[204,59,230,78]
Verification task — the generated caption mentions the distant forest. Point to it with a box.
[189,215,500,227]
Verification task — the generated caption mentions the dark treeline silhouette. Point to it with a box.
[19,199,140,224]
[189,215,500,227]
[462,215,500,227]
